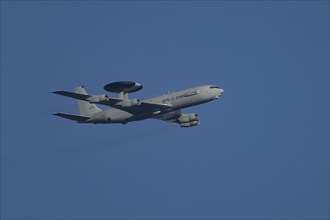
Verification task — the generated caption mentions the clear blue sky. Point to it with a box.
[1,1,329,219]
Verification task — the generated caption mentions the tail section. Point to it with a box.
[74,86,102,116]
[53,112,90,122]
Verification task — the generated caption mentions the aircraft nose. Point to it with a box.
[212,88,224,99]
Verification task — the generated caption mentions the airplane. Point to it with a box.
[52,81,224,127]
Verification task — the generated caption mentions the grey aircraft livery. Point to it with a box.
[52,81,224,127]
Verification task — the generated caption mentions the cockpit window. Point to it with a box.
[210,86,219,89]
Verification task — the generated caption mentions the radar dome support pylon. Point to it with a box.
[104,81,143,100]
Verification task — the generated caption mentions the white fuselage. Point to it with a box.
[86,85,223,124]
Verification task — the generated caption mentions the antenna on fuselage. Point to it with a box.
[103,81,143,100]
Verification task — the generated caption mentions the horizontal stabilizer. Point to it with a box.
[53,112,90,122]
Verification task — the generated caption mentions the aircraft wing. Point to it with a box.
[52,90,123,105]
[52,91,91,101]
[98,99,173,114]
[52,90,172,114]
[153,110,182,123]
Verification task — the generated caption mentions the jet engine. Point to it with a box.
[120,99,142,107]
[88,94,109,103]
[178,113,200,127]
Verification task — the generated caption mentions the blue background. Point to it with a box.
[1,1,329,219]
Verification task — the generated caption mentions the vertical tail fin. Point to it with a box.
[74,86,102,116]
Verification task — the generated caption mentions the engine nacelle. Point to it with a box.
[178,113,199,123]
[178,113,200,127]
[120,99,142,107]
[88,94,108,103]
[180,120,199,127]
